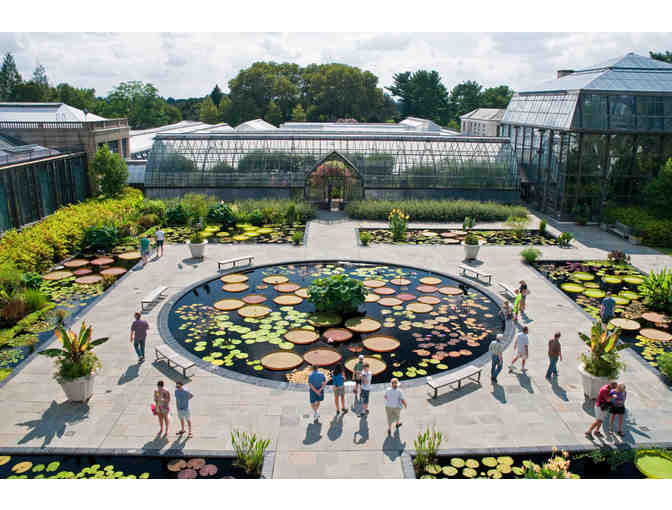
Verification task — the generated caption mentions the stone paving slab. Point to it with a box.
[0,213,671,478]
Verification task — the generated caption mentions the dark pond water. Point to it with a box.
[532,260,672,377]
[168,261,504,385]
[419,450,646,479]
[0,453,255,479]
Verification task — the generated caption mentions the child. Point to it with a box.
[499,301,513,329]
[609,383,627,436]
[353,354,364,399]
[513,289,522,321]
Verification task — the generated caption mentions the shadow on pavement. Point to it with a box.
[382,429,406,461]
[327,413,343,442]
[151,361,191,384]
[427,382,481,406]
[550,378,568,401]
[303,421,322,445]
[17,400,90,447]
[117,363,140,386]
[142,434,169,451]
[491,383,507,404]
[515,372,534,394]
[353,415,369,445]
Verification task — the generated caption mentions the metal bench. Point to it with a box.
[155,345,196,377]
[426,365,483,398]
[140,286,167,311]
[498,282,517,299]
[458,264,493,285]
[609,221,631,240]
[217,256,255,271]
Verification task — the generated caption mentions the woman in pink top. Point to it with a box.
[154,380,171,437]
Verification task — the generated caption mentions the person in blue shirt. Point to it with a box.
[332,364,347,414]
[600,292,616,324]
[308,364,326,422]
[174,382,193,438]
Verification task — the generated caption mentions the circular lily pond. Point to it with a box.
[168,261,504,385]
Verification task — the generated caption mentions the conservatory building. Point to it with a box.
[144,117,519,206]
[499,53,672,219]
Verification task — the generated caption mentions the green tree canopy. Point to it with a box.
[264,100,282,126]
[95,81,181,129]
[55,83,97,111]
[386,70,449,124]
[199,96,219,124]
[650,51,672,64]
[291,104,307,122]
[210,84,224,106]
[449,80,484,119]
[480,85,514,109]
[0,53,22,101]
[90,144,129,196]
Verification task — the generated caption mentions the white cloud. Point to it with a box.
[1,32,670,99]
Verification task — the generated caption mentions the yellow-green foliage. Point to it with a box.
[0,188,143,274]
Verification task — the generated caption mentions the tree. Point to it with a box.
[650,51,672,64]
[95,81,177,129]
[218,96,232,123]
[210,84,224,106]
[10,81,49,102]
[644,158,672,214]
[32,64,48,87]
[90,144,128,196]
[55,83,97,111]
[0,53,22,101]
[480,85,514,109]
[264,100,282,126]
[449,80,484,120]
[199,96,219,124]
[291,104,307,121]
[386,70,449,124]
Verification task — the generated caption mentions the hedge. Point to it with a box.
[604,205,672,248]
[345,200,528,222]
[0,188,144,274]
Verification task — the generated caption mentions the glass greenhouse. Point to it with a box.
[499,53,672,219]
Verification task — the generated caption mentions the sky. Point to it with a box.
[2,32,671,100]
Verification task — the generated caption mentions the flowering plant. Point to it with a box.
[523,448,579,479]
[388,209,409,241]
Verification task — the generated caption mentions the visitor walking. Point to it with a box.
[153,380,170,438]
[175,381,193,438]
[609,383,627,436]
[509,326,529,373]
[332,364,347,414]
[499,301,513,329]
[546,332,563,380]
[130,312,149,362]
[600,292,616,325]
[353,354,364,399]
[384,378,407,435]
[155,228,165,258]
[513,289,522,321]
[518,280,529,314]
[140,235,151,266]
[489,333,505,384]
[360,363,372,416]
[308,365,326,422]
[586,381,617,439]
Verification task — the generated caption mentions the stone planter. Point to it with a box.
[578,364,610,401]
[188,240,207,259]
[462,241,482,260]
[59,373,96,402]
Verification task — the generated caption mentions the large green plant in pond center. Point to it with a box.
[308,274,366,314]
[579,320,629,378]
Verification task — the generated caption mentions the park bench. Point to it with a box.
[609,222,631,240]
[458,264,493,285]
[217,255,255,272]
[140,285,167,311]
[497,281,517,299]
[155,345,196,377]
[426,365,483,399]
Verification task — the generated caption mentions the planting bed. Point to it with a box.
[0,453,256,479]
[167,261,504,385]
[533,260,672,376]
[158,223,305,244]
[359,228,557,246]
[414,449,652,479]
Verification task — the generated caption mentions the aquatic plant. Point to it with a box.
[231,429,270,475]
[557,232,574,247]
[388,209,409,241]
[579,320,629,378]
[523,448,579,479]
[640,269,672,313]
[359,231,372,246]
[308,274,366,314]
[413,427,443,473]
[520,247,542,264]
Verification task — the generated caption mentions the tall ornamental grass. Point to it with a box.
[346,199,527,222]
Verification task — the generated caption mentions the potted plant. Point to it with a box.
[187,229,207,259]
[39,321,109,402]
[461,216,483,260]
[578,320,629,400]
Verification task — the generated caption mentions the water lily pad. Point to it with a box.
[640,328,672,342]
[390,278,411,286]
[418,296,441,305]
[91,257,115,266]
[238,305,271,318]
[572,272,595,281]
[345,356,387,376]
[442,465,458,476]
[323,328,353,342]
[285,329,320,345]
[345,317,381,333]
[635,449,672,479]
[0,456,10,466]
[63,258,89,268]
[99,267,127,277]
[232,235,249,241]
[263,275,289,285]
[610,318,640,331]
[222,282,249,293]
[378,297,402,307]
[465,459,479,468]
[420,276,443,285]
[199,464,218,477]
[450,458,465,468]
[438,287,463,296]
[275,283,301,293]
[463,467,477,478]
[214,299,245,311]
[642,312,670,324]
[613,296,630,305]
[43,270,74,281]
[12,461,32,473]
[273,294,303,306]
[619,290,640,300]
[482,457,498,467]
[497,456,514,466]
[407,302,433,313]
[623,276,645,285]
[308,312,342,327]
[177,468,197,479]
[295,288,310,298]
[560,282,585,293]
[362,335,400,353]
[304,347,342,367]
[363,279,386,288]
[583,289,606,299]
[220,273,249,284]
[261,351,304,371]
[425,464,442,474]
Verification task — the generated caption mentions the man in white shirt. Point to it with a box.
[509,326,529,373]
[384,378,407,435]
[489,333,505,384]
[155,228,165,258]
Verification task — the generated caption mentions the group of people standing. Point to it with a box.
[139,228,165,267]
[307,357,407,435]
[586,381,627,438]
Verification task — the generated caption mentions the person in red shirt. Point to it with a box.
[585,381,617,439]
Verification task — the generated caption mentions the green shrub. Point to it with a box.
[138,199,166,221]
[286,203,297,224]
[657,352,672,380]
[137,214,159,229]
[207,203,235,227]
[388,209,409,241]
[539,219,547,234]
[291,231,304,245]
[557,232,574,247]
[521,247,542,264]
[0,262,24,293]
[22,289,49,313]
[231,429,271,475]
[360,231,372,246]
[463,216,476,230]
[640,268,672,313]
[90,144,129,197]
[308,274,366,314]
[181,193,217,223]
[604,204,672,247]
[346,199,528,222]
[232,200,315,224]
[82,225,119,252]
[644,158,672,214]
[506,214,530,236]
[248,209,264,226]
[165,203,189,226]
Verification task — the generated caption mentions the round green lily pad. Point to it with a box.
[623,276,645,285]
[583,289,606,299]
[619,290,640,300]
[613,296,630,305]
[425,464,441,475]
[561,282,585,293]
[465,459,479,468]
[463,467,477,478]
[46,461,60,472]
[450,458,465,468]
[307,312,342,328]
[635,450,672,479]
[512,466,525,476]
[573,272,595,281]
[482,457,498,467]
[497,456,514,466]
[442,465,458,476]
[602,276,623,285]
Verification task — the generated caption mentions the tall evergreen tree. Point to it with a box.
[0,53,22,101]
[32,64,49,87]
[650,51,672,64]
[199,96,219,124]
[386,70,449,124]
[210,84,223,106]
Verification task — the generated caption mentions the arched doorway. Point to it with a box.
[304,152,364,210]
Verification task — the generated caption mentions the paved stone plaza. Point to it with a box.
[1,213,671,478]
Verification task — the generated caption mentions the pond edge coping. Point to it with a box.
[157,258,515,393]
